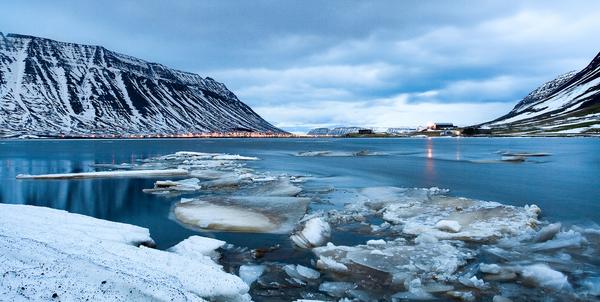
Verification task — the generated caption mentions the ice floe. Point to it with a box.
[16,168,189,179]
[520,264,571,291]
[143,178,202,194]
[173,196,311,233]
[239,264,266,286]
[0,204,249,301]
[313,238,474,286]
[335,186,540,242]
[168,235,225,261]
[290,217,331,248]
[296,150,383,157]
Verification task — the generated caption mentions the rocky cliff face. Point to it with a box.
[482,51,600,135]
[0,33,283,137]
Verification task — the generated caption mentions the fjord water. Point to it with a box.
[1,137,598,249]
[0,138,600,301]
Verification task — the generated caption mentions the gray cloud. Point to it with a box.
[1,1,599,132]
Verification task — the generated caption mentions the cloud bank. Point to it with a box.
[2,1,599,132]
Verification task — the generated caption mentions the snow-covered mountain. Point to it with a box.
[0,33,283,137]
[482,51,600,135]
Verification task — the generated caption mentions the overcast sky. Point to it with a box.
[2,1,600,132]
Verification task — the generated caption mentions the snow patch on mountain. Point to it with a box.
[0,32,283,137]
[482,51,600,135]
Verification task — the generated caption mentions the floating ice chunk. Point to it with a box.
[168,235,225,261]
[502,151,551,157]
[479,263,502,274]
[391,278,435,300]
[447,291,475,301]
[16,168,190,179]
[316,256,349,272]
[290,217,331,248]
[143,178,201,194]
[501,155,525,162]
[530,230,585,251]
[283,264,320,280]
[174,151,217,158]
[163,151,258,161]
[520,264,570,291]
[249,179,302,196]
[492,296,513,302]
[201,173,253,188]
[313,239,472,283]
[0,204,248,301]
[212,154,259,161]
[239,265,266,286]
[296,150,381,157]
[175,202,276,232]
[415,233,439,244]
[318,282,356,297]
[366,239,387,246]
[582,277,600,296]
[190,169,232,180]
[534,223,562,242]
[386,195,540,242]
[435,220,462,233]
[296,265,321,279]
[174,196,310,234]
[459,276,486,289]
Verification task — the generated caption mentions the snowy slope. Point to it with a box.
[482,52,600,135]
[0,33,283,137]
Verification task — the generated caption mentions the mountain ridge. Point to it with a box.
[0,32,284,137]
[481,51,600,135]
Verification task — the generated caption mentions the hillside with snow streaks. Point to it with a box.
[0,33,283,136]
[483,51,600,135]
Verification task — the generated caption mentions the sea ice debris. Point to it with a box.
[174,196,310,234]
[291,217,331,248]
[239,265,266,286]
[16,168,190,179]
[168,235,225,260]
[435,220,462,233]
[520,264,570,291]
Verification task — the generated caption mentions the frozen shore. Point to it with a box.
[0,204,250,301]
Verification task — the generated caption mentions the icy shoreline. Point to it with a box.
[0,204,250,301]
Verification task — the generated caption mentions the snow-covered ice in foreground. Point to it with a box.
[173,196,311,233]
[168,235,225,261]
[16,168,190,179]
[0,204,249,301]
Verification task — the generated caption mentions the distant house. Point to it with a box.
[358,129,374,134]
[430,123,455,130]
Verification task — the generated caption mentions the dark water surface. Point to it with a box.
[1,137,599,250]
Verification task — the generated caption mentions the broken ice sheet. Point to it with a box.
[313,238,475,287]
[344,186,540,242]
[246,179,303,197]
[296,150,384,157]
[142,178,202,194]
[16,168,190,179]
[173,196,311,234]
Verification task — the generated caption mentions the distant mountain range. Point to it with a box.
[0,33,283,137]
[307,127,416,136]
[481,51,600,135]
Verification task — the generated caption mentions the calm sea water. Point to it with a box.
[1,137,599,251]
